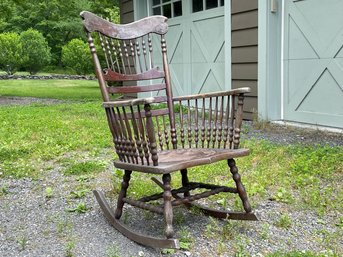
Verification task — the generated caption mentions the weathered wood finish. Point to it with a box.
[82,12,256,248]
[81,11,168,39]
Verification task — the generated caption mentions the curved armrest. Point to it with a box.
[172,87,250,150]
[173,87,251,101]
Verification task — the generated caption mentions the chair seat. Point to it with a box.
[113,148,250,174]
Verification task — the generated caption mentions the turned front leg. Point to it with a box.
[180,169,190,197]
[227,159,252,213]
[163,173,174,238]
[115,170,132,219]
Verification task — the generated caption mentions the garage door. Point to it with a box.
[284,0,343,128]
[149,0,227,96]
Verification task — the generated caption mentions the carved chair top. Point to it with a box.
[80,11,169,39]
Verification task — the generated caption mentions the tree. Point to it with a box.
[20,28,51,74]
[1,0,120,66]
[62,38,93,75]
[0,32,23,75]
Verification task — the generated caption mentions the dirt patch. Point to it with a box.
[0,96,67,106]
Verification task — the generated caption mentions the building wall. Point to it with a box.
[231,0,258,119]
[119,0,134,24]
[119,0,259,118]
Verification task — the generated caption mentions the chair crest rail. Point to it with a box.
[81,11,168,39]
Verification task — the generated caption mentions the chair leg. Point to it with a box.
[227,159,252,213]
[180,169,190,197]
[162,173,174,238]
[115,170,132,219]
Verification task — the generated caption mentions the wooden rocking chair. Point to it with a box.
[80,11,257,249]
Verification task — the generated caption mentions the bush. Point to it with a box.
[62,39,93,75]
[20,29,51,75]
[0,32,23,75]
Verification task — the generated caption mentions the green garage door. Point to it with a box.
[148,0,227,96]
[284,0,343,128]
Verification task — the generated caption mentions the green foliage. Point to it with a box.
[289,145,343,179]
[0,104,111,178]
[0,79,342,221]
[45,187,53,198]
[69,189,90,198]
[17,235,28,251]
[20,28,51,74]
[1,0,120,65]
[178,228,194,250]
[266,251,337,257]
[271,187,294,203]
[0,185,9,196]
[63,161,106,176]
[336,216,343,228]
[66,202,88,213]
[103,5,120,24]
[65,240,76,257]
[106,245,121,257]
[62,39,93,75]
[275,214,292,229]
[0,32,23,74]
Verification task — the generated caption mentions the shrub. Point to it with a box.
[20,29,51,75]
[62,39,93,75]
[0,32,23,75]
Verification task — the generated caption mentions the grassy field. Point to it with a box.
[1,79,342,256]
[0,79,102,101]
[0,79,110,178]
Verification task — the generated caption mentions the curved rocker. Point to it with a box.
[185,202,258,221]
[93,190,180,249]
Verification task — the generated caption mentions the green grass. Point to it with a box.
[0,79,102,101]
[266,250,338,257]
[0,102,111,178]
[0,79,342,219]
[0,79,112,178]
[63,161,107,176]
[121,139,343,215]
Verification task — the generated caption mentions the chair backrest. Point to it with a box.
[81,12,246,166]
[80,11,178,152]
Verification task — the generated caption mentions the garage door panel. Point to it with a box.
[284,0,343,128]
[288,16,318,60]
[292,0,343,54]
[287,59,327,103]
[296,69,343,114]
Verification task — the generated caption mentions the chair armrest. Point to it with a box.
[172,87,250,150]
[173,87,251,101]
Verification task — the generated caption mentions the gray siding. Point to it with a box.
[231,0,258,119]
[119,0,134,24]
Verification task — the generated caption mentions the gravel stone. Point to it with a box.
[0,97,342,256]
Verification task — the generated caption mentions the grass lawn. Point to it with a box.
[0,79,102,101]
[0,79,342,256]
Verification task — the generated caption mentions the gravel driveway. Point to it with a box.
[1,97,342,257]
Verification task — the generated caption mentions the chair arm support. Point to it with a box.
[172,87,251,102]
[172,87,250,149]
[102,97,159,166]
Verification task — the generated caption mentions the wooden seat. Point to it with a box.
[114,148,250,173]
[81,11,257,249]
